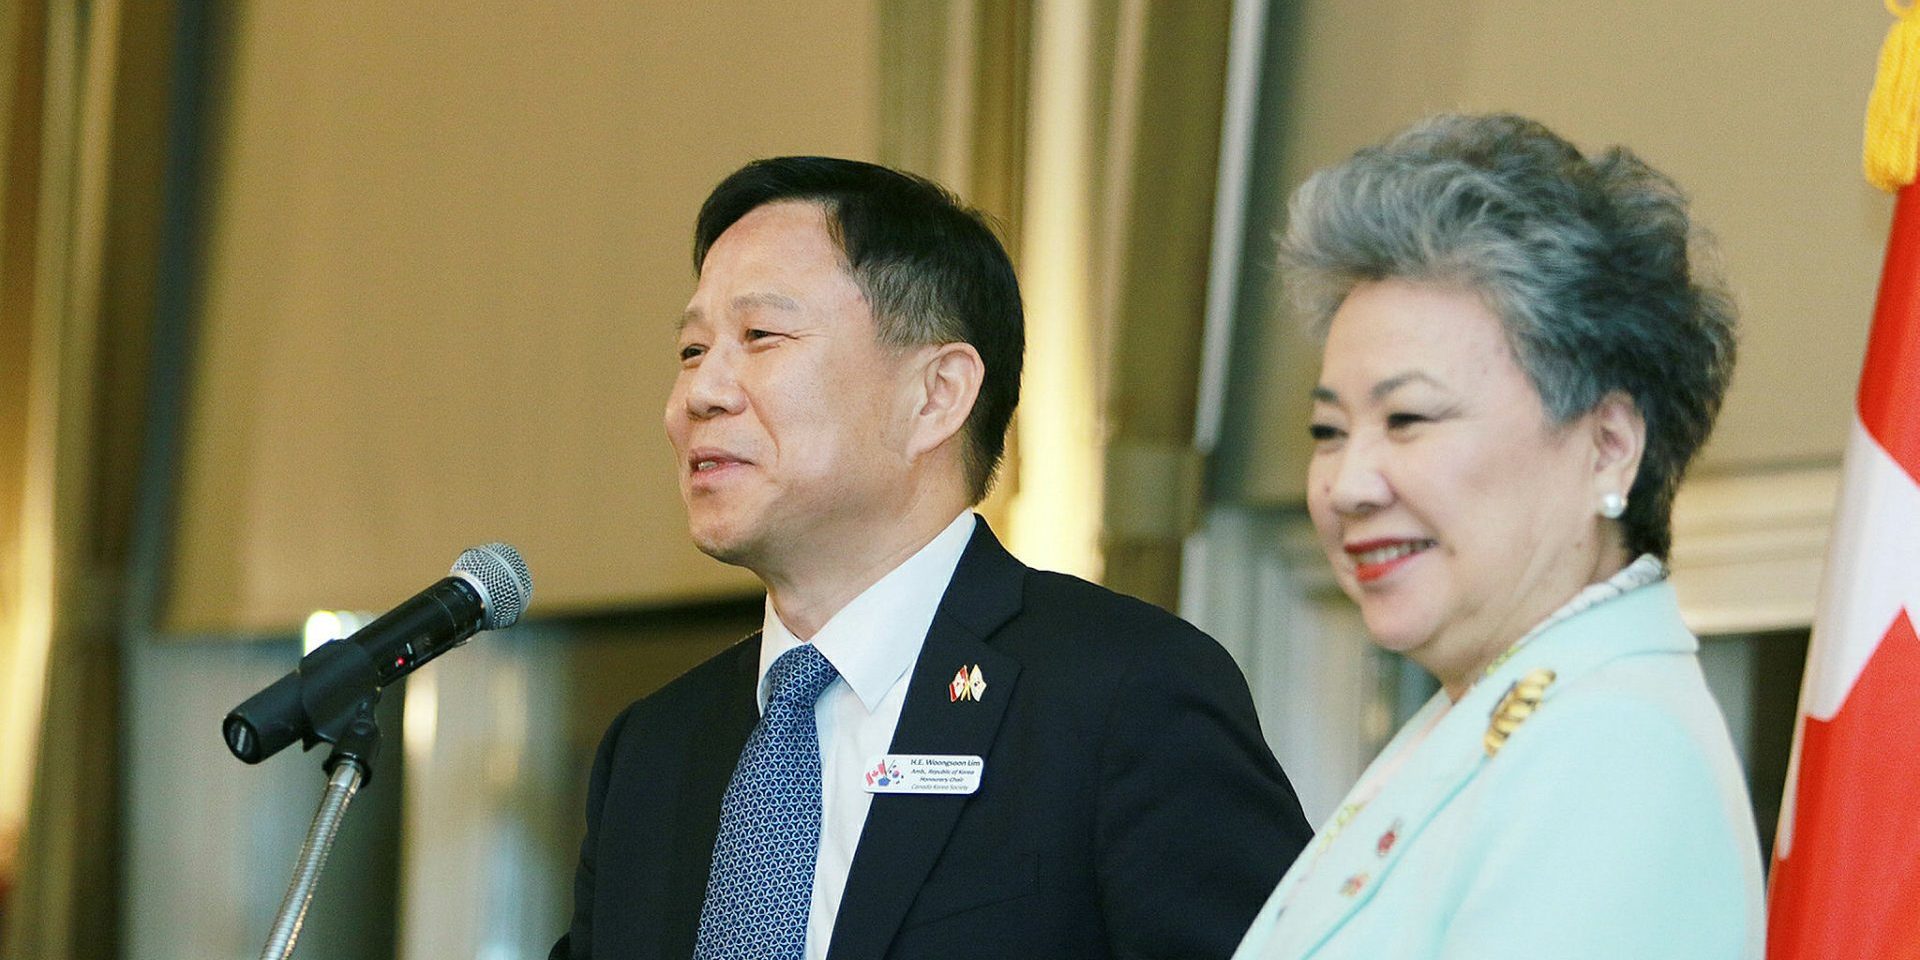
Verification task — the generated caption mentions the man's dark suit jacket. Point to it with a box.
[554,522,1312,959]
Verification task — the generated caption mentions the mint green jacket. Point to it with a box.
[1230,581,1766,959]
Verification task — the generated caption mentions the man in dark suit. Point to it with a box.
[554,157,1310,960]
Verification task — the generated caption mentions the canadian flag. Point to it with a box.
[1765,178,1920,954]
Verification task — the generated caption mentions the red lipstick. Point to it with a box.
[1345,538,1435,584]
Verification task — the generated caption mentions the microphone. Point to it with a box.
[223,542,533,765]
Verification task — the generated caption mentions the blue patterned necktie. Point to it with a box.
[694,643,841,960]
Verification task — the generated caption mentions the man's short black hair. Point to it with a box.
[694,156,1024,502]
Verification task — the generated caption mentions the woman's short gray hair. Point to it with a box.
[1281,113,1737,559]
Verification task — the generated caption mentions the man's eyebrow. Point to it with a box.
[1308,371,1443,404]
[678,292,801,332]
[732,291,801,313]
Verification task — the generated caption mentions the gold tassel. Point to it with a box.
[1866,0,1920,192]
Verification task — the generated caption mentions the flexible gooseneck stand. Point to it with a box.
[257,695,384,960]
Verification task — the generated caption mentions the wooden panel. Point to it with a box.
[1229,0,1890,505]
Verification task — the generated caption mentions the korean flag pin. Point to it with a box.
[949,664,987,702]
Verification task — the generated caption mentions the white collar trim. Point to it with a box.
[757,511,977,714]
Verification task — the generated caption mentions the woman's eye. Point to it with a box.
[1308,423,1343,442]
[1385,412,1428,430]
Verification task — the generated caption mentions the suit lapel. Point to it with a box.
[826,522,1025,960]
[1273,582,1700,956]
[658,637,762,959]
[1271,694,1489,956]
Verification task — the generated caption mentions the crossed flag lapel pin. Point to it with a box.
[948,664,987,702]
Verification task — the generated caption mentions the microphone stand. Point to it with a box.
[257,693,384,960]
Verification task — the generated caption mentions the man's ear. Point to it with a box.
[1589,390,1646,505]
[905,342,984,462]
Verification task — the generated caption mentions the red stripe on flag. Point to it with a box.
[1768,610,1920,959]
[1859,185,1920,484]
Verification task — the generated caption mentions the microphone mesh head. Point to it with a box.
[451,542,534,630]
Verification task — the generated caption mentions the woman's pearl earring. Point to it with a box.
[1599,492,1627,520]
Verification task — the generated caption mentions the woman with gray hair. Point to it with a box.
[1230,114,1764,958]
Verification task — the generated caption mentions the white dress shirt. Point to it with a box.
[754,510,976,960]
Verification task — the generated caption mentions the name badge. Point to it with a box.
[861,754,984,795]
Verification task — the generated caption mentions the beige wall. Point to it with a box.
[1231,0,1891,505]
[170,2,881,632]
